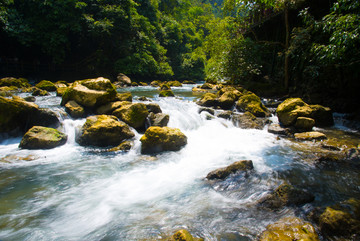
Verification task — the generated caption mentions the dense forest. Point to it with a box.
[1,0,360,112]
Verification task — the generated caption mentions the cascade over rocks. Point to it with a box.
[0,96,60,134]
[206,160,254,180]
[61,77,117,108]
[19,126,67,149]
[77,115,135,147]
[140,126,187,154]
[259,217,319,241]
[113,102,149,130]
[276,98,334,127]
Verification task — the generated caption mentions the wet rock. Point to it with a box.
[294,131,327,141]
[183,80,196,84]
[61,77,117,108]
[236,93,270,117]
[259,217,319,241]
[0,77,31,88]
[32,87,49,96]
[113,103,149,130]
[148,112,169,127]
[131,82,138,86]
[139,82,148,86]
[267,124,290,136]
[31,108,60,129]
[258,183,314,209]
[150,80,161,87]
[276,98,334,127]
[216,110,233,119]
[140,126,187,154]
[159,90,175,97]
[217,87,242,110]
[54,81,68,88]
[35,80,57,91]
[138,96,150,101]
[77,115,135,147]
[107,141,133,152]
[159,83,171,91]
[115,92,132,102]
[198,107,215,116]
[146,103,162,114]
[0,86,15,97]
[232,112,266,130]
[168,80,182,87]
[295,117,315,132]
[201,83,213,89]
[206,160,254,180]
[197,93,218,107]
[65,100,86,118]
[24,96,36,102]
[56,87,68,97]
[168,229,203,241]
[117,73,131,86]
[19,126,67,149]
[96,101,130,115]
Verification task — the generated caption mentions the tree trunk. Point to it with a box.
[284,2,290,92]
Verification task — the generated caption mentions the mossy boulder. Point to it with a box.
[0,77,31,88]
[295,117,315,131]
[168,229,204,241]
[56,87,68,97]
[260,217,319,241]
[146,103,162,114]
[218,88,242,110]
[139,82,148,86]
[0,86,16,97]
[232,112,267,130]
[35,80,57,91]
[54,81,68,88]
[206,160,254,180]
[159,90,175,97]
[294,131,327,141]
[96,101,131,115]
[236,93,270,117]
[113,103,149,130]
[65,100,85,119]
[150,80,161,87]
[0,96,60,134]
[77,115,135,147]
[19,126,67,149]
[115,92,132,102]
[168,80,182,87]
[276,98,334,127]
[61,77,117,108]
[197,93,218,107]
[32,87,49,96]
[140,126,187,154]
[258,183,314,209]
[148,112,169,127]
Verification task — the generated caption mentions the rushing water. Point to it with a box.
[0,84,359,240]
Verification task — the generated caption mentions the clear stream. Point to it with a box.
[0,85,359,240]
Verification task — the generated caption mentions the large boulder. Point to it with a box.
[276,98,333,127]
[217,87,242,110]
[294,117,315,131]
[206,160,253,180]
[96,101,131,115]
[65,100,86,118]
[35,80,57,91]
[140,126,187,154]
[32,87,49,96]
[197,93,218,107]
[258,183,314,209]
[0,96,60,134]
[113,103,149,130]
[0,77,31,88]
[159,90,175,97]
[116,73,131,86]
[260,217,319,241]
[61,77,117,108]
[115,92,132,102]
[77,115,135,147]
[236,93,270,117]
[19,126,67,149]
[167,81,182,87]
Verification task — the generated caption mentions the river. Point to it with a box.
[0,84,359,240]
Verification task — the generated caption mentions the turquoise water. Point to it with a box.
[0,84,359,240]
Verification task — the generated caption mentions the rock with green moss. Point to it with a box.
[19,126,67,149]
[295,117,315,131]
[0,77,31,88]
[159,83,171,91]
[146,103,162,114]
[32,87,49,96]
[65,100,85,118]
[276,98,333,127]
[150,80,161,87]
[113,103,149,130]
[260,217,319,241]
[35,80,57,91]
[115,92,132,102]
[56,87,68,97]
[96,101,131,115]
[183,80,196,84]
[159,90,175,97]
[294,131,327,141]
[140,126,187,154]
[77,115,135,147]
[168,229,204,241]
[236,93,270,117]
[168,80,183,87]
[217,88,242,110]
[54,81,68,88]
[232,112,267,130]
[206,160,253,180]
[258,183,314,209]
[107,141,133,152]
[197,93,218,107]
[0,86,17,97]
[61,77,117,108]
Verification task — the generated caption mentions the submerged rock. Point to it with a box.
[65,100,85,118]
[61,77,117,108]
[236,93,270,117]
[35,80,57,91]
[77,115,135,147]
[113,103,149,130]
[294,131,327,141]
[140,126,187,154]
[259,217,319,241]
[206,160,254,180]
[258,183,314,209]
[19,126,67,149]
